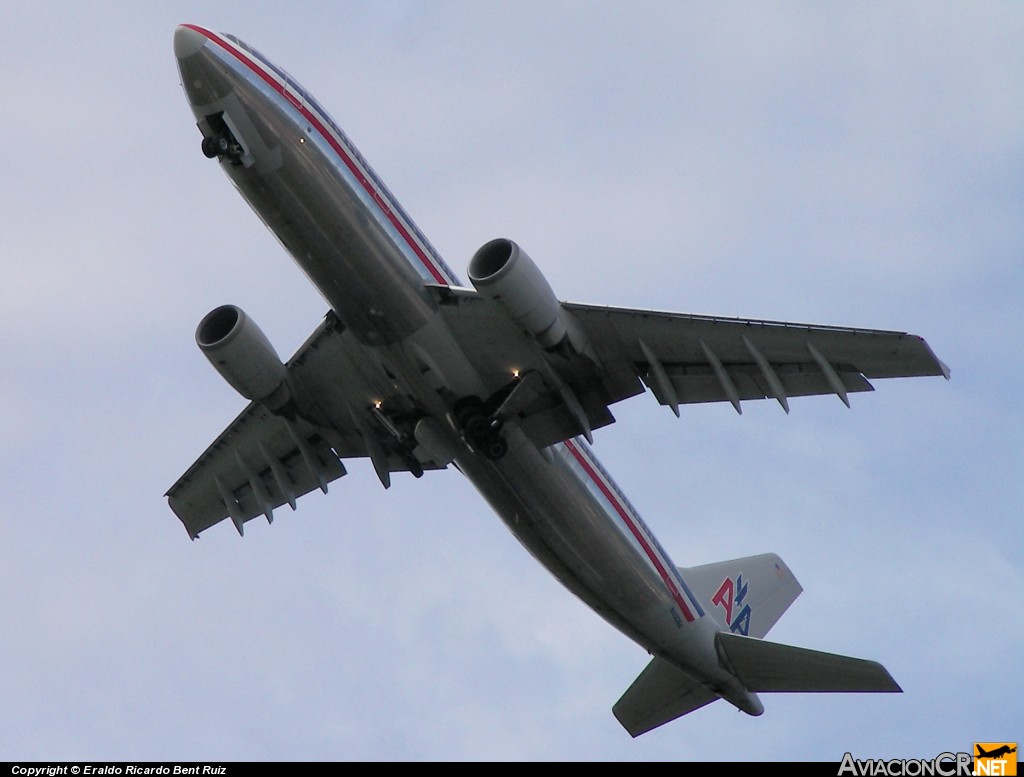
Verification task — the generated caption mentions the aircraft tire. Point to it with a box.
[482,434,508,460]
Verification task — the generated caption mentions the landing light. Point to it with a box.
[512,369,520,379]
[373,400,382,410]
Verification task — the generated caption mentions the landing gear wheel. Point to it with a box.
[452,396,507,460]
[463,414,491,444]
[453,396,485,427]
[201,134,236,160]
[481,435,508,461]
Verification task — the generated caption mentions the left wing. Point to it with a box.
[562,300,950,414]
[433,286,949,447]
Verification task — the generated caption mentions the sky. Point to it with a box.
[1,0,1021,763]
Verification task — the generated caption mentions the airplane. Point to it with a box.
[977,746,1017,759]
[167,23,950,736]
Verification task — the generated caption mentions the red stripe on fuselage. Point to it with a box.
[182,25,449,285]
[562,439,696,623]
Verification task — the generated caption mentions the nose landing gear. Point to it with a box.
[201,131,244,164]
[198,112,246,165]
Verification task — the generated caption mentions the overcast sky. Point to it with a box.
[1,0,1021,763]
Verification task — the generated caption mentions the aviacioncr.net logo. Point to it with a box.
[838,752,973,776]
[974,743,1017,776]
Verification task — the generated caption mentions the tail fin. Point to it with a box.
[680,552,802,638]
[612,657,719,738]
[715,632,902,693]
[614,552,803,736]
[614,553,897,736]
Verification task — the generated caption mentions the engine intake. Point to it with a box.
[197,305,291,410]
[468,238,568,349]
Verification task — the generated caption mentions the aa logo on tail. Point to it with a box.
[712,574,751,636]
[974,743,1017,776]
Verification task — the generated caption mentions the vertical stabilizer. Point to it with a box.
[680,552,802,637]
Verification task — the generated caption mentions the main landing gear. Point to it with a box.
[453,397,508,461]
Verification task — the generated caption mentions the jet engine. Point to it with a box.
[196,305,291,410]
[468,238,573,350]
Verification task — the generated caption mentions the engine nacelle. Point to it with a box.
[196,305,290,409]
[468,238,569,349]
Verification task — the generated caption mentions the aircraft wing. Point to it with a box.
[174,289,948,538]
[563,300,950,413]
[167,314,444,539]
[433,287,949,448]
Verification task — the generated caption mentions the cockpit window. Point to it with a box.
[224,33,306,98]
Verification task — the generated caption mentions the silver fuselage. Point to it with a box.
[173,24,760,714]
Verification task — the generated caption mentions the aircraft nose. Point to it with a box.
[174,24,207,60]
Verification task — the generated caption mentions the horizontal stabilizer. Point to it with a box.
[681,552,802,638]
[716,632,902,693]
[613,656,718,737]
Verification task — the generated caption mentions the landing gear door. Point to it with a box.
[219,110,256,168]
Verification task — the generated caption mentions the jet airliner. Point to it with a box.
[167,24,949,736]
[977,746,1017,759]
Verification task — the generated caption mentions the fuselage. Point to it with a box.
[173,23,761,715]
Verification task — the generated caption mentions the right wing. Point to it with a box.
[167,313,445,539]
[167,402,346,539]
